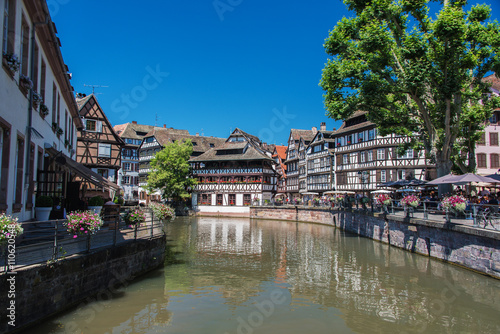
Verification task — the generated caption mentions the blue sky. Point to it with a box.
[49,0,500,145]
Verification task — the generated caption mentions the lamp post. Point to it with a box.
[358,171,369,199]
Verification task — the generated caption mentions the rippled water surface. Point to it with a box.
[25,217,500,333]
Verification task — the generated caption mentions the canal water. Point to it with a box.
[23,217,500,334]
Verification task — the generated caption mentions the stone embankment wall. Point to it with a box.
[251,206,500,279]
[0,236,166,333]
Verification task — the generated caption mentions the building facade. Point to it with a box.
[190,128,277,215]
[137,127,225,205]
[305,124,336,195]
[272,145,287,194]
[334,111,433,194]
[113,121,156,204]
[76,94,124,201]
[0,0,86,220]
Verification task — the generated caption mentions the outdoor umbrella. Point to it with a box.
[371,190,392,194]
[427,173,499,185]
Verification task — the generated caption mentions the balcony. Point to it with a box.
[192,168,273,175]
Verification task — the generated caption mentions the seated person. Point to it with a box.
[487,195,499,214]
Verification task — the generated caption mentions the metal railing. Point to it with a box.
[251,199,500,232]
[0,207,167,273]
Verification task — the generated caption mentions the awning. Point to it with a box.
[46,148,120,191]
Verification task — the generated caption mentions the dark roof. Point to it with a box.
[76,95,92,110]
[290,129,317,142]
[150,128,225,154]
[113,122,157,140]
[190,144,273,162]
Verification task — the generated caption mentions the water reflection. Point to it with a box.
[23,217,500,334]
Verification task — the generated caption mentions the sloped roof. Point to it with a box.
[113,122,157,140]
[150,128,225,154]
[290,129,317,142]
[483,73,500,93]
[273,145,287,160]
[76,95,92,110]
[190,144,273,162]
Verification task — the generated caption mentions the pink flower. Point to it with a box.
[73,235,77,238]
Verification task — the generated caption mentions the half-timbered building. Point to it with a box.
[190,128,277,216]
[305,123,336,194]
[334,111,434,194]
[284,128,317,200]
[137,127,225,205]
[272,145,287,195]
[76,94,125,200]
[113,121,156,204]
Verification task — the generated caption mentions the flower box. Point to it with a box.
[65,211,103,238]
[39,104,49,119]
[2,52,20,76]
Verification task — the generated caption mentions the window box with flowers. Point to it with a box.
[39,104,49,119]
[32,91,43,109]
[56,127,63,137]
[64,211,103,239]
[19,74,33,96]
[2,52,20,76]
[400,195,420,218]
[1,213,24,246]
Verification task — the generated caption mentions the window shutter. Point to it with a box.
[376,170,381,182]
[373,149,378,160]
[97,121,103,133]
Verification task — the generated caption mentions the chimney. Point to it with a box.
[132,121,137,124]
[312,126,317,132]
[163,124,166,128]
[196,133,199,136]
[333,127,336,131]
[320,122,326,131]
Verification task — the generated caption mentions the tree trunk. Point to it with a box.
[436,158,453,198]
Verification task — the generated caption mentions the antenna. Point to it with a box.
[155,112,160,127]
[201,128,204,136]
[84,84,109,95]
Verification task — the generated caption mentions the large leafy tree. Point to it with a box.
[320,0,500,181]
[146,139,197,201]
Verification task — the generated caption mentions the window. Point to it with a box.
[2,0,15,56]
[377,149,385,160]
[398,169,406,180]
[368,129,375,140]
[123,162,131,171]
[243,194,251,205]
[85,119,102,132]
[491,154,499,168]
[399,149,414,159]
[360,152,365,163]
[229,194,236,205]
[20,16,29,76]
[52,83,57,124]
[368,151,373,161]
[490,114,497,124]
[13,136,24,211]
[210,143,215,147]
[343,154,349,164]
[98,143,111,157]
[122,176,130,184]
[40,59,46,101]
[313,145,322,153]
[201,194,211,205]
[477,153,487,168]
[381,170,386,182]
[490,132,498,146]
[217,194,223,205]
[97,169,108,178]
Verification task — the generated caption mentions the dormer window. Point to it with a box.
[84,119,102,132]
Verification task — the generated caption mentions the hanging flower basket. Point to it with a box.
[376,194,392,206]
[0,213,24,244]
[64,211,103,239]
[2,52,20,73]
[125,209,146,226]
[441,195,467,213]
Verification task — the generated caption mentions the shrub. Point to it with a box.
[36,196,53,207]
[65,211,103,238]
[88,196,104,206]
[149,203,175,220]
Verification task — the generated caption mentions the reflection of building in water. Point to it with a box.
[196,217,262,255]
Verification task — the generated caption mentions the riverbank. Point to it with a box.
[249,206,500,279]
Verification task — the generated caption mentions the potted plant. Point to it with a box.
[2,52,20,73]
[35,196,53,221]
[440,195,467,222]
[19,74,33,91]
[376,194,392,212]
[1,213,24,245]
[88,196,104,214]
[64,211,103,239]
[39,104,49,119]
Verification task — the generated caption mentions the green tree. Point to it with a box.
[320,0,500,182]
[146,139,197,201]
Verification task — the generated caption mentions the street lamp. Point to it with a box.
[357,171,369,198]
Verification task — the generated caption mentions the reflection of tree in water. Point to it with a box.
[166,217,500,333]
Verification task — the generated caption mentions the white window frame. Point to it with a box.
[360,152,365,163]
[343,154,349,164]
[98,143,111,158]
[368,151,373,161]
[377,149,385,160]
[381,170,386,183]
